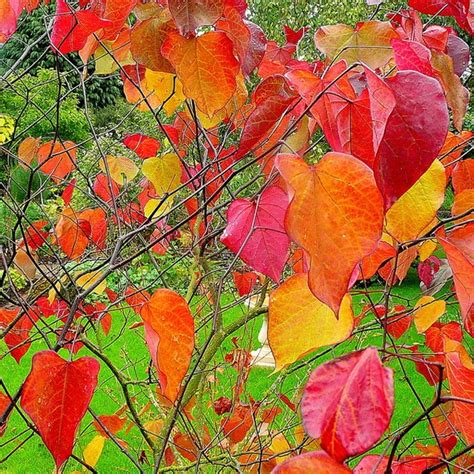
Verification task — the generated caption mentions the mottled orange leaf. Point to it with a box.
[161,30,239,117]
[315,21,398,70]
[55,208,91,260]
[452,189,474,223]
[431,50,470,132]
[140,289,194,402]
[130,18,175,73]
[452,159,474,194]
[17,137,40,169]
[168,0,224,36]
[276,153,384,314]
[268,273,353,370]
[445,351,474,444]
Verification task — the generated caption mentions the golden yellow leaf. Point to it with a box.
[145,70,186,117]
[83,435,105,468]
[76,270,107,295]
[143,196,174,219]
[385,159,445,243]
[268,273,354,371]
[413,296,446,334]
[144,419,164,438]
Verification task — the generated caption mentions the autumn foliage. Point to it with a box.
[0,0,473,472]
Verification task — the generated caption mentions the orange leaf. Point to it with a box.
[140,289,194,402]
[54,208,90,260]
[436,223,474,336]
[161,30,239,117]
[37,140,77,183]
[17,137,40,169]
[276,153,384,314]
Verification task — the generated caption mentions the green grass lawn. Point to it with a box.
[0,270,469,473]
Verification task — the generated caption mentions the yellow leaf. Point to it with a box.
[419,239,437,261]
[413,296,446,334]
[142,153,181,196]
[145,70,186,117]
[76,270,107,295]
[385,159,445,242]
[143,196,174,219]
[268,273,353,371]
[99,155,138,185]
[48,274,68,303]
[83,435,105,468]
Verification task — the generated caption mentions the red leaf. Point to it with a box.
[391,39,434,76]
[123,133,161,159]
[93,173,120,203]
[425,322,462,353]
[236,76,296,159]
[374,71,449,209]
[23,220,49,251]
[61,179,76,206]
[355,454,437,473]
[93,414,126,437]
[0,308,33,363]
[232,271,258,296]
[221,185,290,282]
[386,305,411,339]
[302,347,394,462]
[51,0,110,54]
[408,0,473,35]
[21,351,100,469]
[0,390,10,436]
